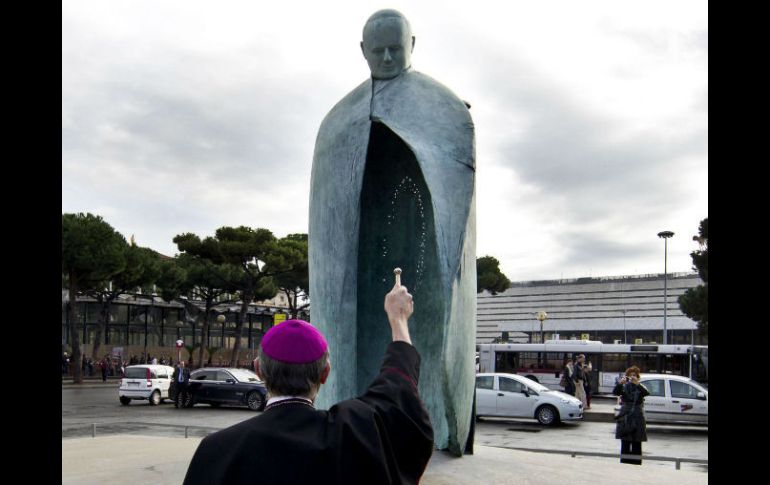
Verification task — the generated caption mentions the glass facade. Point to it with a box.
[61,298,282,367]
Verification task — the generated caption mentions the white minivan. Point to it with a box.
[118,365,175,406]
[614,374,708,425]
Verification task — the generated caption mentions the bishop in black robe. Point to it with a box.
[182,341,434,485]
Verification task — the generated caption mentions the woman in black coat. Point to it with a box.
[561,358,576,396]
[613,366,649,465]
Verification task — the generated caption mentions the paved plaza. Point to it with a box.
[62,434,707,485]
[63,381,707,483]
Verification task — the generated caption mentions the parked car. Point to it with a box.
[181,367,268,411]
[614,374,708,425]
[475,372,583,425]
[118,365,175,405]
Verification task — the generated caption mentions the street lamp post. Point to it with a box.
[621,310,627,344]
[536,311,548,344]
[657,231,674,345]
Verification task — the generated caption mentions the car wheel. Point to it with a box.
[149,390,161,406]
[210,402,221,408]
[247,391,265,411]
[536,404,559,426]
[120,396,131,406]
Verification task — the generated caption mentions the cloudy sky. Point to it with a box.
[62,0,707,282]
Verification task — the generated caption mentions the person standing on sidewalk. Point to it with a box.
[574,354,587,408]
[172,361,191,408]
[613,366,649,465]
[561,357,576,396]
[582,355,593,409]
[99,357,108,382]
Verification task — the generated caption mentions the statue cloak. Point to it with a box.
[309,68,476,454]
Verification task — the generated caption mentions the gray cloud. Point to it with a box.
[62,3,707,278]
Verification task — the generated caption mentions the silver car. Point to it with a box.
[476,372,583,425]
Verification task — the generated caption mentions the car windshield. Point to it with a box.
[228,368,262,383]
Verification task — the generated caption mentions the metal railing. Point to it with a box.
[62,422,222,440]
[490,446,707,471]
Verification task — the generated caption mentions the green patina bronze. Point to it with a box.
[309,10,476,455]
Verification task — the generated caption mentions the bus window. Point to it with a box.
[495,352,518,373]
[630,354,660,374]
[660,354,687,376]
[692,350,708,384]
[544,353,561,370]
[602,353,629,373]
[520,352,539,369]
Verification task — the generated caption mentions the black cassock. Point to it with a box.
[183,341,434,485]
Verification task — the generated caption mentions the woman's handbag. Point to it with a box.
[616,412,636,436]
[615,387,638,436]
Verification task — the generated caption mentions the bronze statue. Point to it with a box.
[309,9,476,455]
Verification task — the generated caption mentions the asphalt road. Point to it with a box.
[63,386,707,472]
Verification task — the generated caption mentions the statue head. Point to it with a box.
[360,9,415,80]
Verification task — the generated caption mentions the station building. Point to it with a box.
[63,271,706,366]
[476,272,706,346]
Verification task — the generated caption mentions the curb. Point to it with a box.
[582,411,615,423]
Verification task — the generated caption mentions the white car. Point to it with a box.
[118,365,175,406]
[614,374,708,425]
[476,372,583,425]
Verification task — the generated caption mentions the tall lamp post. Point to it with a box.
[536,311,548,344]
[657,231,674,345]
[621,309,627,344]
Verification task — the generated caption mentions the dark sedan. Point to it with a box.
[174,367,268,411]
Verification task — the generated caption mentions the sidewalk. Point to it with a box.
[62,435,707,485]
[62,377,121,390]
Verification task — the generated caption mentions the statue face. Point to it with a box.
[361,17,414,79]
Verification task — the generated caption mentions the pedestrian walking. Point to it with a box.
[613,366,649,465]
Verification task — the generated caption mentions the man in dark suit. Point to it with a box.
[172,361,190,408]
[183,278,434,484]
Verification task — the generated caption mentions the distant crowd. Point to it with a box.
[61,351,255,379]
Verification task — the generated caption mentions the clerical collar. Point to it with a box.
[264,395,314,411]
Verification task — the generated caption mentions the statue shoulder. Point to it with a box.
[320,79,371,128]
[405,71,469,109]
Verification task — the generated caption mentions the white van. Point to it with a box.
[118,365,175,405]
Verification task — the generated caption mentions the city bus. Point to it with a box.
[477,340,708,394]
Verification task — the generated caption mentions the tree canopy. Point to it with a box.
[271,233,309,319]
[62,213,128,383]
[477,256,511,295]
[678,218,708,336]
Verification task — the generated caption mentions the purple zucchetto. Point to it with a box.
[260,319,329,364]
